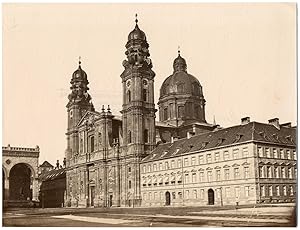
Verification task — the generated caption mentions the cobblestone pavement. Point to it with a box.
[2,204,296,227]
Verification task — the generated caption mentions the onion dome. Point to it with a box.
[127,14,147,41]
[71,60,88,83]
[160,51,203,98]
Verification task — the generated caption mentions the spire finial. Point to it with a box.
[178,46,181,56]
[79,56,81,66]
[135,13,138,24]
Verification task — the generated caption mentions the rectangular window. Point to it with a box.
[199,155,204,164]
[281,167,286,178]
[165,161,169,170]
[287,150,291,160]
[275,167,279,178]
[259,166,264,178]
[224,151,230,160]
[185,174,189,183]
[273,148,278,158]
[225,187,230,198]
[192,173,196,183]
[216,170,221,181]
[143,193,147,200]
[178,159,182,168]
[207,154,212,163]
[199,172,204,182]
[293,150,297,160]
[233,149,239,159]
[193,190,197,199]
[244,167,250,178]
[159,163,163,171]
[154,192,158,200]
[235,187,240,198]
[269,186,273,197]
[216,188,221,199]
[258,147,263,157]
[245,186,250,197]
[243,147,249,157]
[288,167,293,179]
[171,160,175,169]
[143,165,146,173]
[280,149,285,159]
[185,190,189,199]
[191,157,196,166]
[283,186,287,196]
[207,171,212,182]
[160,192,163,200]
[184,158,189,166]
[215,152,220,162]
[267,166,272,178]
[225,169,230,180]
[153,164,157,172]
[290,186,294,196]
[276,186,280,196]
[200,189,204,199]
[148,165,152,173]
[261,186,265,197]
[266,148,270,158]
[234,168,240,179]
[149,192,152,200]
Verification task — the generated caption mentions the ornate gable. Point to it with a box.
[77,111,101,128]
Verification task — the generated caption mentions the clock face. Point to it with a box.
[126,80,131,88]
[143,79,148,86]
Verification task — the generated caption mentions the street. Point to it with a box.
[3,204,296,227]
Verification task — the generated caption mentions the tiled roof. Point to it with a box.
[40,161,53,168]
[39,168,66,181]
[141,122,296,163]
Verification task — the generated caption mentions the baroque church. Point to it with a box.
[65,17,296,208]
[65,17,215,207]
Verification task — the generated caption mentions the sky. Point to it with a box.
[3,3,296,166]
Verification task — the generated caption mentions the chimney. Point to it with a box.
[187,131,195,139]
[268,118,280,129]
[280,122,291,128]
[56,160,59,169]
[241,117,250,125]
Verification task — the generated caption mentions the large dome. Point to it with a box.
[160,53,203,98]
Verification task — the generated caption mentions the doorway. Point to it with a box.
[109,194,113,207]
[208,189,214,205]
[90,186,95,207]
[165,191,171,206]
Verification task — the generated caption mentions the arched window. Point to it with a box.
[90,136,94,152]
[127,90,131,103]
[178,106,185,118]
[129,180,132,189]
[192,83,200,95]
[194,105,200,118]
[143,89,147,101]
[128,130,132,143]
[164,107,168,120]
[144,129,149,143]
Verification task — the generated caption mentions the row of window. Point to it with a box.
[142,147,249,173]
[126,89,148,103]
[259,165,296,179]
[142,166,251,187]
[127,129,149,144]
[161,103,201,120]
[143,186,252,201]
[260,185,295,197]
[258,146,296,160]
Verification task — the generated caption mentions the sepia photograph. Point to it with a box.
[2,3,297,227]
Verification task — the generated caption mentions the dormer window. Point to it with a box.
[235,134,243,142]
[202,141,209,148]
[217,138,225,146]
[259,131,266,139]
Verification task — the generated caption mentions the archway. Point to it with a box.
[208,189,214,205]
[9,163,32,200]
[165,191,171,206]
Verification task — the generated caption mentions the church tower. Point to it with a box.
[65,59,94,167]
[120,16,156,206]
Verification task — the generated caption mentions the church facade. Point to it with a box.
[64,18,296,208]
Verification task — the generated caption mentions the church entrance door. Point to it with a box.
[109,194,113,207]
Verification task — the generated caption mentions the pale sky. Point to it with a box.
[3,3,296,166]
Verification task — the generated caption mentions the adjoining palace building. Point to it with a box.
[64,17,296,208]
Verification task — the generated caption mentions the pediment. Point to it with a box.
[77,111,101,127]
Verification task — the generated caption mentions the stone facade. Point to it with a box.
[64,18,296,208]
[2,145,40,204]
